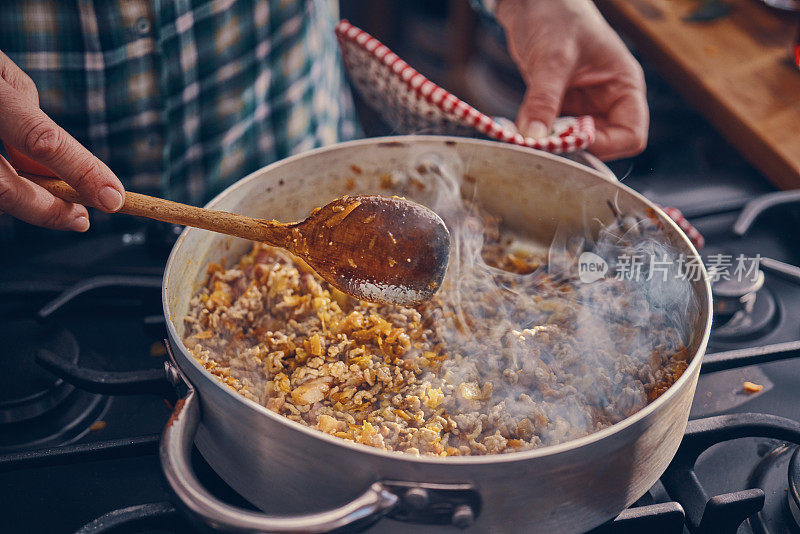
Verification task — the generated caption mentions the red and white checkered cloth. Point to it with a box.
[336,20,594,154]
[335,20,704,250]
[661,207,705,250]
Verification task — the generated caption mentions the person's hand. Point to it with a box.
[496,0,649,160]
[0,50,124,231]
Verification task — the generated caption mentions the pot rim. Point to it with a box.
[163,135,713,466]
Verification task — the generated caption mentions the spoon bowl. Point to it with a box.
[290,195,450,306]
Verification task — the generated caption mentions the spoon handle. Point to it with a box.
[22,173,291,246]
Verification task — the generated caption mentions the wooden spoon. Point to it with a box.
[22,174,450,306]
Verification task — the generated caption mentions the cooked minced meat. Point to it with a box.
[183,205,690,456]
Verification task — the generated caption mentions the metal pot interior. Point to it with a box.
[165,136,709,362]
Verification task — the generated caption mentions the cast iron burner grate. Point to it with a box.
[0,323,79,422]
[70,501,688,533]
[0,321,111,452]
[0,273,164,453]
[4,198,800,531]
[0,335,797,533]
[790,449,800,529]
[660,413,800,534]
[746,442,800,533]
[6,413,796,533]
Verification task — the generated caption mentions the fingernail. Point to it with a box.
[69,216,90,232]
[494,117,519,133]
[523,120,549,139]
[98,186,123,211]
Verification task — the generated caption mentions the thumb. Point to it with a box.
[516,67,571,139]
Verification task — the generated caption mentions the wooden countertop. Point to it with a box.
[597,0,800,189]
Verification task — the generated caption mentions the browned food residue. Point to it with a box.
[183,200,690,457]
[743,381,763,393]
[323,200,362,228]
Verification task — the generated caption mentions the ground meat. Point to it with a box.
[183,202,691,456]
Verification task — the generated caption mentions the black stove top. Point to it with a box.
[3,71,800,533]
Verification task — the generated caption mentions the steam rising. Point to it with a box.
[184,151,702,454]
[396,153,699,446]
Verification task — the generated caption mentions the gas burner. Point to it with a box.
[711,285,779,343]
[706,248,779,343]
[712,269,765,316]
[745,443,800,533]
[790,448,800,529]
[662,413,800,533]
[1,322,79,423]
[0,386,109,453]
[0,321,110,452]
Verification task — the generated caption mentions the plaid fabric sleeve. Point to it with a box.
[0,0,360,204]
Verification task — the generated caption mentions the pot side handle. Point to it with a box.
[160,378,398,533]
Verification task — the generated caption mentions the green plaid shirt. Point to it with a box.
[0,0,358,203]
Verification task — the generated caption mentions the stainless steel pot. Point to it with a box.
[160,136,713,533]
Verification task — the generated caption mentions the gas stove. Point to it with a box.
[3,76,800,534]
